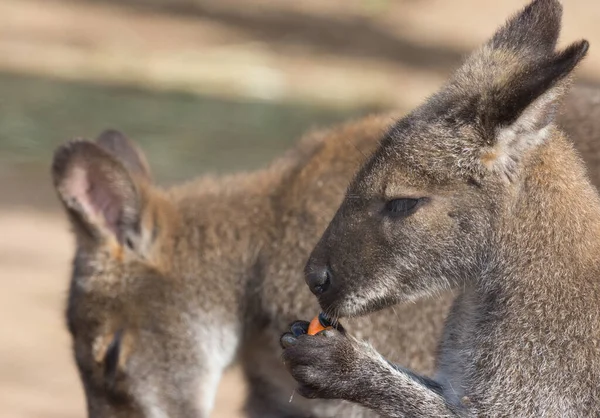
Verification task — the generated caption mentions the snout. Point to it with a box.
[305,264,332,296]
[304,259,352,316]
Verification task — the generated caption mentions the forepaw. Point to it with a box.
[280,320,364,400]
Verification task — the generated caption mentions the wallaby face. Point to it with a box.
[68,267,201,418]
[306,0,588,319]
[306,122,496,318]
[53,132,218,418]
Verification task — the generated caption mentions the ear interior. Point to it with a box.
[92,329,133,388]
[486,40,589,132]
[95,130,152,182]
[104,330,123,382]
[52,140,140,243]
[480,40,589,179]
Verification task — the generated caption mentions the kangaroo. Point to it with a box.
[282,0,600,416]
[53,59,600,418]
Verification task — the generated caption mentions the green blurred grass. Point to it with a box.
[0,72,381,185]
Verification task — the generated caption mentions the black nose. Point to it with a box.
[306,266,332,295]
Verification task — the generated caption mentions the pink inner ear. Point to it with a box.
[64,165,123,237]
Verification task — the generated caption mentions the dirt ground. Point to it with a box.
[2,0,600,417]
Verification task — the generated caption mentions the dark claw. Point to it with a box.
[280,332,297,349]
[291,320,310,337]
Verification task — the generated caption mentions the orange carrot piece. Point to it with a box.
[307,314,332,335]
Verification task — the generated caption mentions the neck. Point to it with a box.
[167,168,281,341]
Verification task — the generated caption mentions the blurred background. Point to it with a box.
[1,0,600,417]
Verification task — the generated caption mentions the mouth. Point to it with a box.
[318,290,399,320]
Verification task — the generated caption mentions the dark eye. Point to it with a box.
[384,198,421,217]
[104,330,122,381]
[125,236,135,250]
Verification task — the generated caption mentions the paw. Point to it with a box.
[280,320,364,400]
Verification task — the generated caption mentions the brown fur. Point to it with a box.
[284,0,600,416]
[54,51,600,418]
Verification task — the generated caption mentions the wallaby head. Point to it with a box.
[52,131,243,418]
[306,0,591,319]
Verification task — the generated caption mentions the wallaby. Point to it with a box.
[282,0,600,417]
[53,51,600,418]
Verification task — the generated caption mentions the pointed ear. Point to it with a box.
[480,40,589,179]
[52,139,141,245]
[489,0,562,59]
[95,130,152,182]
